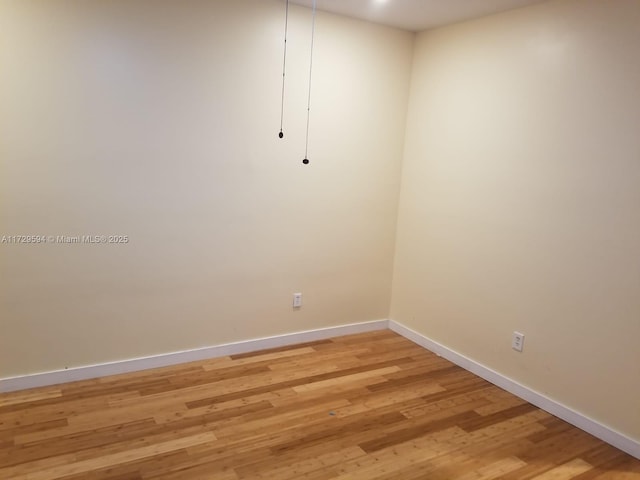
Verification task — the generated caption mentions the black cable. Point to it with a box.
[303,0,317,165]
[279,0,289,139]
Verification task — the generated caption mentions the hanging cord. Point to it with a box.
[278,0,289,139]
[303,0,317,165]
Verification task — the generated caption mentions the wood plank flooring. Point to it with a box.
[1,330,639,479]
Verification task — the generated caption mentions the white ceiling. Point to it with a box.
[289,0,549,32]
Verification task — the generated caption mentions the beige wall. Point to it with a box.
[392,0,640,440]
[2,0,638,446]
[0,0,413,376]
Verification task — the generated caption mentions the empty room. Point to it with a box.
[1,0,639,478]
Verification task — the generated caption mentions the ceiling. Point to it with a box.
[289,0,549,32]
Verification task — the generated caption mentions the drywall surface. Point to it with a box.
[392,0,640,441]
[0,0,413,376]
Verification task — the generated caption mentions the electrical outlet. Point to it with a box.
[293,293,302,308]
[512,331,525,352]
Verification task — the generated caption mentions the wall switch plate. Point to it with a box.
[293,293,302,308]
[512,331,525,352]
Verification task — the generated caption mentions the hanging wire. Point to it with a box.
[278,0,290,139]
[303,0,317,165]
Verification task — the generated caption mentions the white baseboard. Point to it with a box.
[388,319,640,460]
[0,319,388,393]
[3,318,637,460]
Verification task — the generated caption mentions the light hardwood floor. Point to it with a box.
[1,330,639,479]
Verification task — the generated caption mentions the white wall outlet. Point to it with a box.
[293,293,302,308]
[512,331,525,352]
